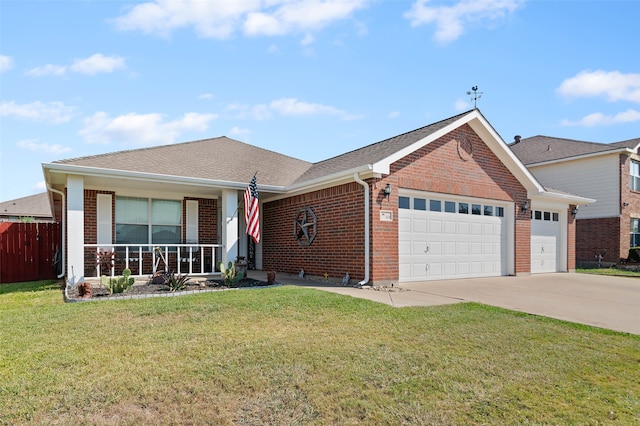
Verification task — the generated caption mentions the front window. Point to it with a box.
[631,218,640,247]
[116,196,182,248]
[631,160,640,191]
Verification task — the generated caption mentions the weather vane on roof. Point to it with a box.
[466,86,483,108]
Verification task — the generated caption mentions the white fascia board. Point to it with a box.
[41,163,285,193]
[467,114,545,193]
[526,148,632,168]
[370,112,478,175]
[270,164,379,202]
[529,190,595,206]
[370,109,545,194]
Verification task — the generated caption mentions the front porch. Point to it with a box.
[85,243,221,280]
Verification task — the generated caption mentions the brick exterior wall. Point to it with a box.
[263,124,532,284]
[262,182,366,281]
[184,197,217,244]
[567,205,577,270]
[392,125,530,277]
[576,217,621,263]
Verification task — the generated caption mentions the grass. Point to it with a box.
[1,280,639,425]
[577,267,640,277]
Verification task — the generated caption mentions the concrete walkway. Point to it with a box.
[249,271,640,335]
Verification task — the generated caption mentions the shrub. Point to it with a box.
[220,261,244,287]
[100,268,134,295]
[164,272,190,292]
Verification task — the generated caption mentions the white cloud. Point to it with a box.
[269,98,361,120]
[300,33,315,46]
[404,0,523,44]
[114,0,368,39]
[26,64,67,77]
[388,111,400,119]
[198,93,214,99]
[0,55,14,72]
[267,44,281,54]
[78,111,218,145]
[26,54,125,77]
[34,181,47,192]
[69,54,126,75]
[0,101,75,124]
[557,70,640,103]
[455,99,470,111]
[561,109,640,127]
[17,139,72,155]
[229,126,252,138]
[225,98,360,120]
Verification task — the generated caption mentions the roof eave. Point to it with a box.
[525,147,633,168]
[529,190,595,205]
[42,163,286,193]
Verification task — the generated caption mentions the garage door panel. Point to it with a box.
[444,221,456,233]
[457,242,469,254]
[531,217,560,273]
[429,241,442,255]
[399,241,411,256]
[399,201,507,282]
[443,263,456,276]
[458,222,470,234]
[413,218,427,233]
[444,241,456,255]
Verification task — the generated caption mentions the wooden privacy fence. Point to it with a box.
[0,222,61,284]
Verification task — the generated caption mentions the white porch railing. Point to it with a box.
[85,243,221,278]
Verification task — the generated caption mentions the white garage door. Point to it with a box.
[399,195,507,282]
[531,210,561,273]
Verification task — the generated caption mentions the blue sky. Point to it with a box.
[1,0,639,202]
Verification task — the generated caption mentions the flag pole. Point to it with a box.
[231,171,259,217]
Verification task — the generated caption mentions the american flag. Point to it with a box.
[244,173,260,244]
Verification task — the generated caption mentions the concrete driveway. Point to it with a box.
[270,272,640,335]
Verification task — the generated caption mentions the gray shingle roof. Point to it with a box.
[509,135,638,165]
[0,192,52,219]
[54,137,312,187]
[293,111,472,184]
[52,112,474,188]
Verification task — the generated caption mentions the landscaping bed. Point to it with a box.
[66,277,272,300]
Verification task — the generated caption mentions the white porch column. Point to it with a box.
[66,175,84,286]
[220,189,239,267]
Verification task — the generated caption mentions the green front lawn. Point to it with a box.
[577,267,640,277]
[1,280,639,424]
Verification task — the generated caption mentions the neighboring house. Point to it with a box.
[43,109,591,287]
[510,135,640,265]
[0,192,54,222]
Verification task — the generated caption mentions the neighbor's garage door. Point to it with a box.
[531,210,561,273]
[399,195,507,282]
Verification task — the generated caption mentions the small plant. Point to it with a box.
[220,261,244,287]
[100,267,134,295]
[164,272,190,292]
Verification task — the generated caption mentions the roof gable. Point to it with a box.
[293,111,469,185]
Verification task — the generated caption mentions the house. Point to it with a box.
[43,109,592,287]
[510,135,640,266]
[0,192,54,222]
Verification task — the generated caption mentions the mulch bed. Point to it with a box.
[67,277,272,300]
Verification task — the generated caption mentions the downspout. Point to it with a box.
[353,173,370,287]
[47,185,65,279]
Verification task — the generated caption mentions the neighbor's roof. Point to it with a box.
[0,192,52,219]
[53,137,313,188]
[510,135,640,165]
[294,111,471,184]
